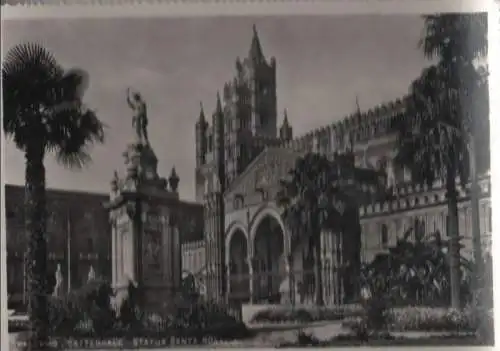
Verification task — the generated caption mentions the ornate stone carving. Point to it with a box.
[145,211,162,232]
[143,230,162,278]
[126,201,137,218]
[169,167,180,192]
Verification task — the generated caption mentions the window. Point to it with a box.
[208,135,213,151]
[394,219,401,237]
[488,206,492,233]
[87,238,94,252]
[445,214,449,235]
[380,224,388,248]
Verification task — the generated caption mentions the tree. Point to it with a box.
[277,152,384,306]
[394,14,489,308]
[394,64,469,308]
[361,225,472,307]
[2,43,105,349]
[420,12,489,299]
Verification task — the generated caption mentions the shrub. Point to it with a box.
[47,295,83,335]
[364,294,390,331]
[475,309,494,345]
[8,293,27,312]
[343,306,476,332]
[134,297,250,341]
[44,279,251,343]
[47,279,118,336]
[249,305,361,324]
[186,300,251,340]
[116,281,142,332]
[388,307,473,332]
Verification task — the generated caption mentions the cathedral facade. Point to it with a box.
[192,27,492,305]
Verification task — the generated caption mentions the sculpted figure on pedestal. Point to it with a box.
[126,88,149,145]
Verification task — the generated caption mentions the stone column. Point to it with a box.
[111,222,117,287]
[117,228,122,286]
[286,254,294,306]
[247,256,254,304]
[225,263,231,302]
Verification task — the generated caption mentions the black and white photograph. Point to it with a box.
[1,3,494,349]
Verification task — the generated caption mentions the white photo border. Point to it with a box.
[1,2,498,351]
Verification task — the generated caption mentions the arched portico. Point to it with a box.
[253,216,285,303]
[248,206,291,303]
[224,205,294,304]
[227,227,250,302]
[249,205,289,250]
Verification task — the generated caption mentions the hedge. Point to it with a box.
[249,304,364,324]
[342,306,491,332]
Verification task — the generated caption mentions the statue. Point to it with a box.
[52,264,64,297]
[386,158,396,190]
[87,265,96,282]
[126,88,149,145]
[111,170,120,192]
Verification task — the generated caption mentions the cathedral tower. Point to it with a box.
[246,25,278,138]
[194,26,280,301]
[221,25,278,185]
[203,93,227,302]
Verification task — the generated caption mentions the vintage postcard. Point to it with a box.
[1,1,497,350]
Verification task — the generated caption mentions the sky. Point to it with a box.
[3,15,432,201]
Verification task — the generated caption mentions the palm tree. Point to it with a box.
[394,64,471,308]
[277,152,383,306]
[420,13,489,295]
[3,43,105,349]
[394,14,489,308]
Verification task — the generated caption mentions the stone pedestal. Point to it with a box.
[107,141,182,311]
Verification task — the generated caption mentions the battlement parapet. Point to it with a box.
[282,98,407,153]
[359,175,491,218]
[251,135,283,147]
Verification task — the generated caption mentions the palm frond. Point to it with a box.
[2,42,106,167]
[420,14,488,62]
[45,104,105,169]
[2,43,62,149]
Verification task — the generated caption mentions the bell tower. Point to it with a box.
[203,93,227,302]
[245,25,277,138]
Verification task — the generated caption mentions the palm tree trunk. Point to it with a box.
[446,172,462,309]
[25,146,49,350]
[468,135,483,288]
[335,231,342,305]
[311,217,324,306]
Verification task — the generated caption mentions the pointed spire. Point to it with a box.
[249,24,264,61]
[280,108,293,141]
[169,166,179,193]
[215,91,222,114]
[355,95,362,122]
[283,108,289,125]
[198,101,205,123]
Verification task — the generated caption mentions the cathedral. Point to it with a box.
[190,26,492,305]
